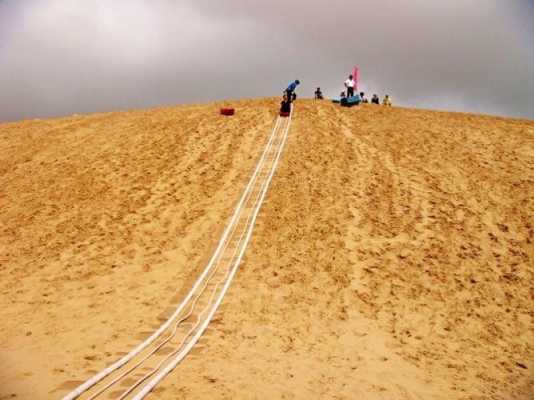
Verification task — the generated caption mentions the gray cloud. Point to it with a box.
[0,0,533,122]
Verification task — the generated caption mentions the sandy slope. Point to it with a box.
[0,99,533,399]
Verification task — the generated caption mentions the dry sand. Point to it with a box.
[0,99,533,399]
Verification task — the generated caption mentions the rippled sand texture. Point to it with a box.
[1,99,533,399]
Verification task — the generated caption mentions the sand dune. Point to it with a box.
[0,99,533,399]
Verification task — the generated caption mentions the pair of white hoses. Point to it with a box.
[63,107,293,400]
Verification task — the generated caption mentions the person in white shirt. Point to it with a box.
[344,75,356,98]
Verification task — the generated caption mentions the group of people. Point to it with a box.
[280,77,392,113]
[354,92,392,106]
[341,74,392,106]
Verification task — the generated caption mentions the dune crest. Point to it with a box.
[1,99,533,399]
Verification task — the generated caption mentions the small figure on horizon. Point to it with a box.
[383,94,392,106]
[360,92,368,104]
[285,80,300,103]
[344,75,356,98]
[371,94,380,105]
[280,94,291,114]
[340,91,346,100]
[315,87,324,100]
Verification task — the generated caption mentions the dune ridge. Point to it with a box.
[1,98,533,399]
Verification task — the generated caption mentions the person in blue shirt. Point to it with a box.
[285,80,300,102]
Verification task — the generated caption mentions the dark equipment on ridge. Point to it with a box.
[220,108,235,116]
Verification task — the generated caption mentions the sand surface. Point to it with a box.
[1,99,533,399]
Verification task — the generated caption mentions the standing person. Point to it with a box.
[285,80,300,103]
[344,75,356,98]
[314,87,323,100]
[371,94,380,104]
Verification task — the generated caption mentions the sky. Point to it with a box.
[0,0,533,122]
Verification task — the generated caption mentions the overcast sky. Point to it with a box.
[1,0,533,122]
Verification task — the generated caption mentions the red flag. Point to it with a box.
[352,66,360,91]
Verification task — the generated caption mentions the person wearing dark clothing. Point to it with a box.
[285,79,300,103]
[280,94,291,113]
[314,87,323,100]
[371,94,380,104]
[339,91,347,106]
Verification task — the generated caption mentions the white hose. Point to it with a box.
[90,134,272,399]
[117,116,288,398]
[132,108,294,399]
[62,116,282,400]
[118,204,251,399]
[85,121,274,400]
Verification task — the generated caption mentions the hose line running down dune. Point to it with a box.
[116,132,279,398]
[117,198,251,399]
[62,110,292,400]
[82,117,283,400]
[131,108,293,400]
[85,118,281,400]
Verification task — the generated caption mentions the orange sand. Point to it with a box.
[0,99,533,399]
